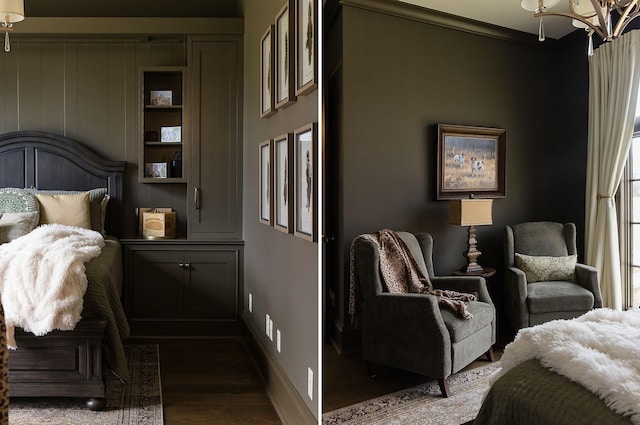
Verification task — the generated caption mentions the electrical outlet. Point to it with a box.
[276,329,281,353]
[248,293,253,313]
[269,318,274,341]
[265,314,270,337]
[307,367,314,400]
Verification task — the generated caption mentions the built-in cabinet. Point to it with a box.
[188,37,242,240]
[122,241,243,336]
[123,35,243,337]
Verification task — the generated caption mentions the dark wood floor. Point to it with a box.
[322,327,511,414]
[131,338,282,425]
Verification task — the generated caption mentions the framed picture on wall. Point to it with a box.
[260,25,276,118]
[275,0,296,109]
[150,90,172,106]
[294,122,317,241]
[436,124,506,200]
[274,133,294,233]
[296,0,317,96]
[259,140,274,225]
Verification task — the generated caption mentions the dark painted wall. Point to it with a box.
[1,1,320,419]
[325,1,589,350]
[0,40,188,238]
[240,0,319,419]
[24,0,238,17]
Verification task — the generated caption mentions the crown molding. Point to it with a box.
[15,17,243,35]
[339,0,546,46]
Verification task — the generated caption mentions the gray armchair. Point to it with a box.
[504,221,602,331]
[352,231,496,397]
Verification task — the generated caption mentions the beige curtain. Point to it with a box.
[585,30,640,310]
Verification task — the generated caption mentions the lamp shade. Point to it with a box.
[572,17,597,28]
[521,0,561,11]
[0,0,24,23]
[573,0,597,16]
[449,199,493,227]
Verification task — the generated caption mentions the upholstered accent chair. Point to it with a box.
[504,221,602,331]
[352,231,496,397]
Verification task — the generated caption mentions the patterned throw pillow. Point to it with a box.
[515,253,577,283]
[0,188,39,244]
[0,188,39,214]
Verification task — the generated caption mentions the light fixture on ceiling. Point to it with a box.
[0,0,24,53]
[521,0,640,55]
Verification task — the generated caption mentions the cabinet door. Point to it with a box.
[183,251,238,320]
[130,250,184,319]
[188,38,242,239]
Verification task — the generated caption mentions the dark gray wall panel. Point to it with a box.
[326,3,588,349]
[241,0,319,420]
[0,39,187,237]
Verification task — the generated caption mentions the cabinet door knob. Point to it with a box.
[194,187,200,209]
[179,263,185,268]
[184,263,191,269]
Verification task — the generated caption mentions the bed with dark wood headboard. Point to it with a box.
[0,131,125,236]
[0,131,128,410]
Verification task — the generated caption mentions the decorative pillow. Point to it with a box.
[100,194,110,235]
[0,211,39,243]
[35,192,92,229]
[515,253,577,283]
[0,188,39,214]
[26,188,108,233]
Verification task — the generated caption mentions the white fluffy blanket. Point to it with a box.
[496,308,640,424]
[0,224,104,348]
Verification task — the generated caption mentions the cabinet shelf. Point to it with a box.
[139,67,186,183]
[144,105,183,110]
[139,177,186,184]
[144,142,182,146]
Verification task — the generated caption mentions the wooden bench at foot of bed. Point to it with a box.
[8,319,108,411]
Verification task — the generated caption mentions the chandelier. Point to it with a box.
[521,0,640,55]
[0,0,24,52]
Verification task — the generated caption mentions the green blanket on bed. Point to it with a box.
[83,236,130,381]
[474,359,632,425]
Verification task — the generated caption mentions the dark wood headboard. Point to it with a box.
[0,131,127,237]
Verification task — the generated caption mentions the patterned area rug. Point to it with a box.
[9,344,163,425]
[323,362,502,425]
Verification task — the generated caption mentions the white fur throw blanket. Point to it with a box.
[496,308,640,424]
[0,224,104,348]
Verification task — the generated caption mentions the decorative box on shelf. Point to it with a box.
[140,208,176,239]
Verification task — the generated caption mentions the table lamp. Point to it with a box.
[448,198,493,274]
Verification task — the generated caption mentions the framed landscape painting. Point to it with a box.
[436,124,506,200]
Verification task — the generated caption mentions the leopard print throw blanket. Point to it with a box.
[349,229,476,327]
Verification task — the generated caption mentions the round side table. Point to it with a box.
[452,266,496,278]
